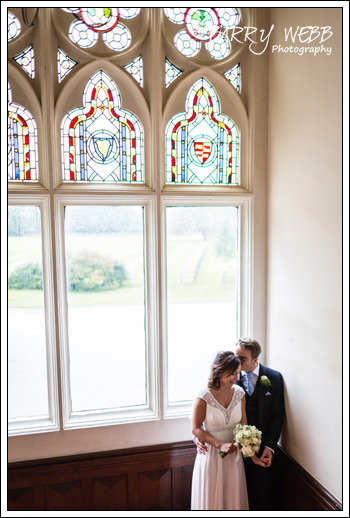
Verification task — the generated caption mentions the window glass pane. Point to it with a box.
[8,206,49,419]
[64,205,147,413]
[166,206,238,404]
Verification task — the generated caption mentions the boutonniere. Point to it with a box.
[259,375,272,387]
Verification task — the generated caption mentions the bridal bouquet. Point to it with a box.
[219,424,262,459]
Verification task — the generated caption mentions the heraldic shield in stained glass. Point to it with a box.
[61,70,143,182]
[165,78,239,185]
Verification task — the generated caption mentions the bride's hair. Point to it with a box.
[207,351,241,389]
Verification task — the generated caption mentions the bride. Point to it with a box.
[191,351,266,510]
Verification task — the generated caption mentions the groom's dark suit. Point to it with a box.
[236,363,285,510]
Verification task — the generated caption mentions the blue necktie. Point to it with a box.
[245,372,254,396]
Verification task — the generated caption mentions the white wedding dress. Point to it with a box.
[191,385,249,510]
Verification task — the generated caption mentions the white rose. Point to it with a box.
[244,439,251,446]
[245,430,252,437]
[242,446,253,456]
[253,445,260,452]
[252,437,259,444]
[260,376,267,381]
[236,433,243,442]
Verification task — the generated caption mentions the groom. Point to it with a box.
[235,338,285,510]
[196,338,285,510]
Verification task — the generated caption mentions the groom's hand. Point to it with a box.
[195,437,208,455]
[260,447,273,467]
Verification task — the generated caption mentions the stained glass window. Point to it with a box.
[61,70,143,182]
[164,8,240,60]
[8,11,21,41]
[8,83,39,181]
[224,63,241,93]
[165,59,182,88]
[13,46,35,79]
[58,48,77,83]
[165,78,239,185]
[124,56,143,87]
[63,8,140,51]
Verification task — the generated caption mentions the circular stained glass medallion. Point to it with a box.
[80,8,119,32]
[184,8,220,42]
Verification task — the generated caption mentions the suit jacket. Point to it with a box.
[236,363,285,453]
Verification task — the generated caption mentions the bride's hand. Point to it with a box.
[251,454,267,467]
[219,442,236,455]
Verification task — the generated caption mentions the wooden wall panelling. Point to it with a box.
[8,441,342,511]
[274,446,343,511]
[92,474,128,511]
[8,441,197,511]
[138,468,172,510]
[44,480,82,511]
[180,465,194,510]
[7,487,34,511]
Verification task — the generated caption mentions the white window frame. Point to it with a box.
[160,195,253,419]
[8,194,59,436]
[54,194,159,430]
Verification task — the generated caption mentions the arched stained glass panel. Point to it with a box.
[8,84,39,181]
[165,78,239,185]
[61,70,143,182]
[8,12,21,41]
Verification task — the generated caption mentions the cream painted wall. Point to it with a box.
[267,8,342,501]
